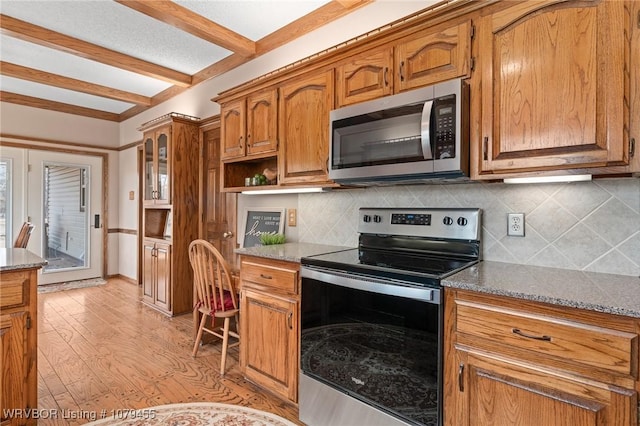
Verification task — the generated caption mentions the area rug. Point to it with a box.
[37,278,107,293]
[85,402,298,426]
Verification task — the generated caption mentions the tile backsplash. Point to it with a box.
[298,177,640,277]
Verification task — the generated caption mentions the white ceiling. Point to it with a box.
[0,0,377,121]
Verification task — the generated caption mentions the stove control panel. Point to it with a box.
[359,207,481,241]
[391,213,431,226]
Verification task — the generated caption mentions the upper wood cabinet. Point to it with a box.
[220,89,278,160]
[278,70,334,185]
[395,21,471,93]
[336,47,394,107]
[473,0,631,178]
[335,21,472,107]
[143,125,171,205]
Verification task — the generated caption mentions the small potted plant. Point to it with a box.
[260,233,286,245]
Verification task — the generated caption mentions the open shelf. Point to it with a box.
[144,208,172,240]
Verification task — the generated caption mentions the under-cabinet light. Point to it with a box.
[503,174,592,184]
[241,187,327,195]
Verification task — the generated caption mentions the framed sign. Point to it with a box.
[239,208,285,248]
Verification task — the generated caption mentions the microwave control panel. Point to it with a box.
[433,94,456,159]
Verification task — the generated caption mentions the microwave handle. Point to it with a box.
[421,100,434,160]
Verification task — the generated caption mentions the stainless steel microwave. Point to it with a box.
[329,78,469,185]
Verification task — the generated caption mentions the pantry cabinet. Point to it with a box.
[472,0,631,178]
[278,70,334,185]
[239,256,299,403]
[220,89,278,161]
[444,289,639,426]
[139,113,199,316]
[335,21,471,107]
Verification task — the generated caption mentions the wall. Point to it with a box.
[298,178,640,277]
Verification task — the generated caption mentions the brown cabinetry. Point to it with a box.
[220,89,278,160]
[141,240,171,312]
[444,289,639,426]
[278,70,334,185]
[239,256,299,403]
[335,21,471,107]
[139,114,199,316]
[1,265,41,426]
[142,125,170,205]
[472,0,632,179]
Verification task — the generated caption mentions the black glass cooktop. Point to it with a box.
[301,247,477,287]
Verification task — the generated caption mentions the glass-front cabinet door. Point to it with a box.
[156,131,169,203]
[143,126,171,205]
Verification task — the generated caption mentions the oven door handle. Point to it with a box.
[301,266,440,304]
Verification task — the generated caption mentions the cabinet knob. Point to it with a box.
[223,231,234,239]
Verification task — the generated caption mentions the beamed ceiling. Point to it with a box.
[0,0,376,122]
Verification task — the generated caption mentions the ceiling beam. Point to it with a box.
[0,91,121,121]
[0,14,192,87]
[116,0,256,57]
[0,61,152,106]
[257,0,374,53]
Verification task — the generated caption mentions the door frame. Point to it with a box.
[2,140,109,279]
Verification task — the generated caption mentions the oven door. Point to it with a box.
[300,266,442,426]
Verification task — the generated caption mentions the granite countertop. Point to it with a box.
[235,242,353,263]
[0,248,47,271]
[443,260,640,318]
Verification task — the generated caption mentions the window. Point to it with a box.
[0,159,11,248]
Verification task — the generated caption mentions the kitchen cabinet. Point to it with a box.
[444,288,639,426]
[278,70,334,185]
[1,263,42,426]
[335,21,471,107]
[139,113,199,316]
[142,125,170,205]
[472,0,632,179]
[220,89,278,160]
[239,256,299,403]
[141,240,171,312]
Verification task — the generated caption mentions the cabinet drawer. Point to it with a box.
[455,300,637,377]
[240,258,299,295]
[0,271,28,309]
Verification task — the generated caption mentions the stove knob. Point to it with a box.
[457,217,468,226]
[373,215,382,223]
[363,214,372,223]
[443,216,453,226]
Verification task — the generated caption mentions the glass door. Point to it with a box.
[28,151,103,285]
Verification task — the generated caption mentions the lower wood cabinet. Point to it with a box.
[239,256,299,403]
[1,266,40,426]
[444,288,639,426]
[141,240,171,313]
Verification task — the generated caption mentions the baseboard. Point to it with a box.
[108,274,138,285]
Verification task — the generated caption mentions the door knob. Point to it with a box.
[223,231,234,238]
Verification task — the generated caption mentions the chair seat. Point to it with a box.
[195,290,236,315]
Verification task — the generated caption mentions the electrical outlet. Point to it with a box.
[507,213,525,237]
[288,208,297,227]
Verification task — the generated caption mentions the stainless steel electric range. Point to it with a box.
[299,207,482,426]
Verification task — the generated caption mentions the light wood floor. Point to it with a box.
[37,277,302,425]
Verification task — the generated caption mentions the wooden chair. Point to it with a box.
[14,222,35,248]
[189,239,240,375]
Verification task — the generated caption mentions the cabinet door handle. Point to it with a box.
[287,312,293,330]
[458,363,464,392]
[399,61,405,82]
[239,136,243,148]
[259,273,273,280]
[512,328,552,341]
[384,67,389,87]
[246,133,251,147]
